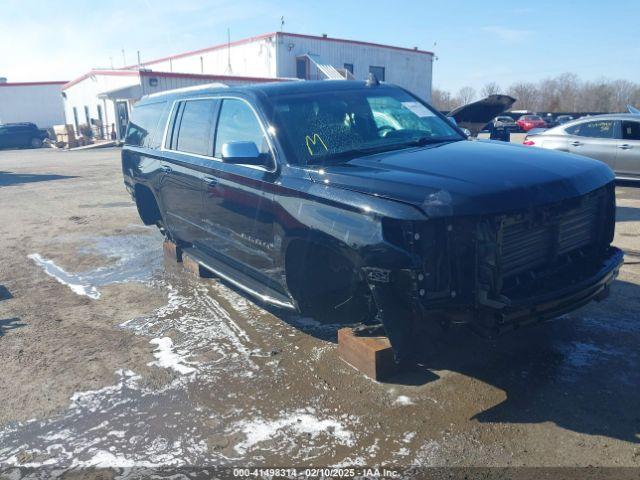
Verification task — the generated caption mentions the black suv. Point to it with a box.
[122,81,623,360]
[0,123,48,149]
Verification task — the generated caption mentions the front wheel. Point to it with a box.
[30,137,42,148]
[287,244,373,325]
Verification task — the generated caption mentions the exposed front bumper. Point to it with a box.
[473,246,624,335]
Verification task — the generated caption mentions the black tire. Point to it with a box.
[30,137,42,148]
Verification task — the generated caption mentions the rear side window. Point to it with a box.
[214,99,269,158]
[125,101,167,148]
[175,99,216,156]
[566,120,615,139]
[621,121,640,141]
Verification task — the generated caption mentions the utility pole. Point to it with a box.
[226,28,233,74]
[121,49,126,67]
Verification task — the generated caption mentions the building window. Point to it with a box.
[369,66,385,81]
[344,63,354,75]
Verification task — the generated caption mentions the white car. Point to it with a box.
[523,113,640,181]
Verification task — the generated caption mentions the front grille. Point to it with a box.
[476,185,614,307]
[501,192,602,278]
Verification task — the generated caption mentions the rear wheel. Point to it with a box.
[134,184,171,235]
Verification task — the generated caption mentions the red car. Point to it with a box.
[516,115,547,131]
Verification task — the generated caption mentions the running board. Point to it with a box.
[181,247,297,310]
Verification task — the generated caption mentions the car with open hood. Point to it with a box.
[121,80,623,361]
[447,94,516,136]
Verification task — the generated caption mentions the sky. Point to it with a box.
[1,0,638,93]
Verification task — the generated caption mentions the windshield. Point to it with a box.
[269,86,462,164]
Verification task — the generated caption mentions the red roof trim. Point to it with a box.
[63,69,292,91]
[62,70,140,90]
[280,32,434,56]
[127,31,433,69]
[0,81,68,87]
[125,32,278,69]
[139,70,291,83]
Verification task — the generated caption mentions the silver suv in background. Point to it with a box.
[523,113,640,181]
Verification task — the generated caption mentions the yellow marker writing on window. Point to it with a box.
[305,134,328,156]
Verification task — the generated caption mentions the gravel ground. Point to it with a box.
[0,147,639,475]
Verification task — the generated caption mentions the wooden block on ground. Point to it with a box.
[338,327,398,381]
[163,239,182,262]
[182,252,213,278]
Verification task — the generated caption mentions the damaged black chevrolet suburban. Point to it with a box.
[122,80,623,361]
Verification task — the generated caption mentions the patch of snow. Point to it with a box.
[234,409,355,455]
[394,395,414,406]
[402,431,416,443]
[69,369,140,413]
[148,337,196,375]
[395,447,410,456]
[29,253,100,299]
[28,233,163,300]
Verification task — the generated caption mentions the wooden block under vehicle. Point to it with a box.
[338,328,398,381]
[163,239,182,262]
[182,252,213,278]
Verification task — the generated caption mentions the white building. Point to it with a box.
[62,69,283,140]
[62,31,434,140]
[131,31,434,99]
[0,80,67,128]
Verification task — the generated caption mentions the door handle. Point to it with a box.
[618,144,632,150]
[204,176,218,187]
[571,141,583,147]
[160,165,172,174]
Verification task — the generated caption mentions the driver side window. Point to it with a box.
[566,120,615,139]
[214,99,270,158]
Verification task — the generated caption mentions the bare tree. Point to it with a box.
[480,82,501,97]
[456,86,476,106]
[555,73,580,111]
[433,73,640,113]
[581,80,616,112]
[507,82,539,111]
[610,79,639,111]
[431,87,456,111]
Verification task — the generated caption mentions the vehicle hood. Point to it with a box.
[448,95,516,135]
[308,140,614,218]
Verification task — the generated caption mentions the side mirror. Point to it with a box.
[447,116,458,127]
[221,141,268,166]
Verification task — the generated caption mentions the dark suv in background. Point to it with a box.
[122,80,622,361]
[0,123,48,149]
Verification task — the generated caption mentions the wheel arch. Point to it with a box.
[133,183,162,226]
